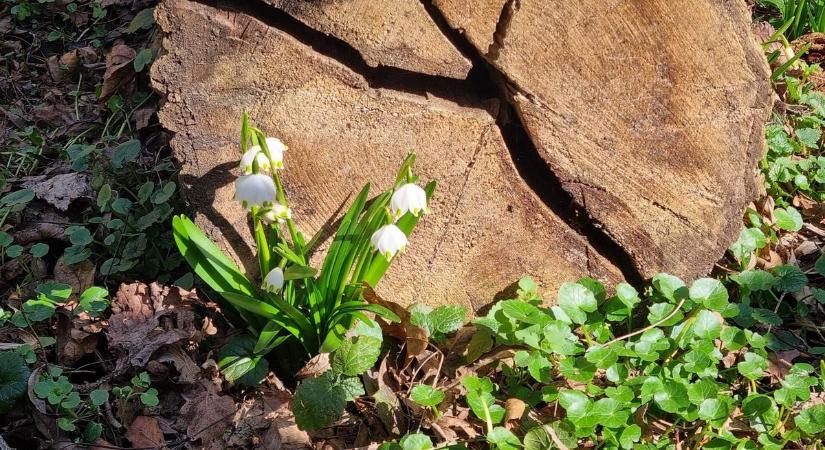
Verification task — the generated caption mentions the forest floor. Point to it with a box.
[2,1,825,450]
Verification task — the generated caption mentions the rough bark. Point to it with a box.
[151,0,622,311]
[263,0,472,79]
[433,0,772,279]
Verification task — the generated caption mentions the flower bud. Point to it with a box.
[262,204,292,224]
[370,224,409,259]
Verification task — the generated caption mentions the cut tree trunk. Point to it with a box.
[151,0,771,311]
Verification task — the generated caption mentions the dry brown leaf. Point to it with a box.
[56,314,99,365]
[107,282,197,374]
[47,55,62,82]
[154,344,201,384]
[22,172,92,211]
[261,391,311,449]
[53,257,95,295]
[435,415,478,440]
[59,50,80,75]
[100,44,136,101]
[134,105,155,129]
[504,398,526,423]
[767,350,801,384]
[177,386,236,443]
[126,416,165,449]
[296,353,331,380]
[362,285,429,361]
[76,46,99,65]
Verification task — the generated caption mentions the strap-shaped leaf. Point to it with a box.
[220,291,307,343]
[172,216,255,295]
[318,183,370,311]
[173,216,264,331]
[331,301,402,324]
[284,265,317,280]
[254,321,290,354]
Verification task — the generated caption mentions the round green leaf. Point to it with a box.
[410,384,445,408]
[689,278,728,311]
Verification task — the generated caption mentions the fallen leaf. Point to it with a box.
[126,416,164,448]
[59,50,80,75]
[107,282,197,374]
[435,415,478,440]
[100,44,136,101]
[263,391,310,450]
[363,285,429,361]
[504,398,526,423]
[154,344,201,384]
[177,384,236,444]
[295,352,331,380]
[22,172,92,211]
[76,46,99,65]
[767,350,801,384]
[134,105,155,129]
[53,256,95,295]
[56,313,99,365]
[47,55,62,82]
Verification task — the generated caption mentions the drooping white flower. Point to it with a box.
[262,267,284,293]
[370,224,409,259]
[235,174,277,209]
[262,204,292,224]
[262,137,286,170]
[390,183,427,218]
[239,138,286,174]
[240,146,262,174]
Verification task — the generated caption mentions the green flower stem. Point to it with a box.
[271,169,302,256]
[480,399,494,436]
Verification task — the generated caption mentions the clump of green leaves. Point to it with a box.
[757,0,825,40]
[112,371,159,409]
[8,282,109,329]
[33,367,110,441]
[64,136,186,283]
[439,275,825,449]
[762,67,825,206]
[292,335,382,430]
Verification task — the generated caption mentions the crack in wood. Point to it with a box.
[486,0,520,60]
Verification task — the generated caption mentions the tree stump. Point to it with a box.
[151,0,771,311]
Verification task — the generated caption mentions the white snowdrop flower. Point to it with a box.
[370,224,408,259]
[263,137,286,170]
[255,152,272,172]
[240,145,263,175]
[235,174,277,209]
[390,183,427,218]
[262,204,292,224]
[262,267,284,293]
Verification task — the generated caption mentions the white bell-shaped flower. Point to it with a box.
[370,224,408,259]
[235,174,277,209]
[262,204,292,224]
[240,146,261,174]
[262,137,286,170]
[262,267,284,293]
[390,183,427,218]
